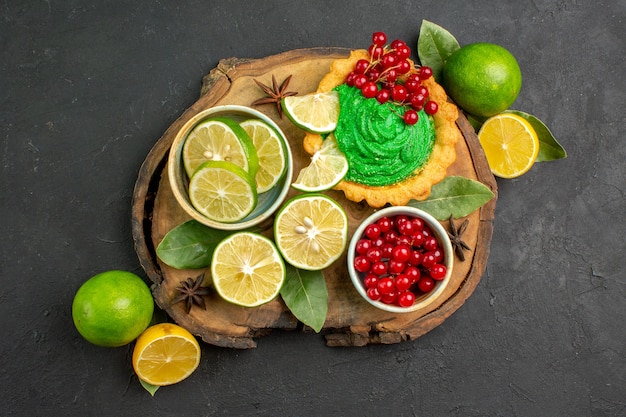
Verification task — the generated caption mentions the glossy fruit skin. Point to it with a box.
[443,42,522,118]
[72,270,154,347]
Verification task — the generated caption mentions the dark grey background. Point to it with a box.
[2,1,624,416]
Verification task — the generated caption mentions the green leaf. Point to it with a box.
[280,265,328,333]
[417,20,460,84]
[504,110,567,162]
[156,220,232,269]
[408,176,494,220]
[139,378,159,396]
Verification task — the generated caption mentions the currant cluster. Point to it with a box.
[345,31,439,125]
[353,214,448,308]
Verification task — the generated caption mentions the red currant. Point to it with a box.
[377,216,392,232]
[392,244,411,263]
[397,218,415,236]
[404,265,421,283]
[395,59,411,74]
[403,109,419,126]
[375,88,391,104]
[364,223,381,240]
[388,259,405,275]
[417,277,435,293]
[423,236,439,252]
[354,74,368,88]
[364,274,379,289]
[372,32,387,46]
[394,44,411,60]
[371,261,387,276]
[381,291,398,305]
[394,274,412,292]
[390,39,407,50]
[397,291,416,307]
[361,81,378,98]
[410,93,426,110]
[408,249,423,266]
[355,238,372,255]
[367,287,381,301]
[424,100,439,115]
[415,85,429,98]
[354,256,371,273]
[429,264,447,280]
[404,78,421,93]
[366,247,383,263]
[377,277,395,294]
[421,252,438,269]
[354,59,370,74]
[411,231,425,247]
[418,66,433,80]
[368,44,384,60]
[381,53,397,69]
[381,243,394,258]
[391,84,408,102]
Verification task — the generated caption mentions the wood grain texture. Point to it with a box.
[131,47,498,348]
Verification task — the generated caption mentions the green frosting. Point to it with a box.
[333,84,436,187]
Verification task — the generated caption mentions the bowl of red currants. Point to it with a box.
[347,206,453,313]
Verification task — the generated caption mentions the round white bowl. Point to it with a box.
[167,105,293,230]
[347,206,454,313]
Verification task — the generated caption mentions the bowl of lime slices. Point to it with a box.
[168,105,293,230]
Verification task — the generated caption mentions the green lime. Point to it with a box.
[443,42,522,118]
[72,270,154,347]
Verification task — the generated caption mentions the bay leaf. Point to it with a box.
[417,20,460,84]
[280,265,328,333]
[139,378,159,396]
[156,220,232,270]
[504,110,567,162]
[409,176,494,220]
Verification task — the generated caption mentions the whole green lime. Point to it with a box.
[443,42,522,118]
[72,270,154,347]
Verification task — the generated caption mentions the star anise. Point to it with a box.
[170,273,210,313]
[251,74,297,118]
[447,214,471,262]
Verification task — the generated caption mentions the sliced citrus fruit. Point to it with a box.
[182,117,259,178]
[274,194,348,270]
[281,91,340,133]
[291,133,348,192]
[477,113,540,178]
[132,323,201,386]
[211,232,286,307]
[239,119,287,193]
[188,160,257,223]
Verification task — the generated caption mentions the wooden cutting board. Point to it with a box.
[131,47,497,348]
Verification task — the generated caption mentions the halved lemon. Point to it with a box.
[239,119,287,193]
[291,133,348,192]
[281,91,340,134]
[132,323,201,386]
[188,160,257,223]
[211,232,286,307]
[274,194,348,270]
[182,117,259,178]
[478,113,540,178]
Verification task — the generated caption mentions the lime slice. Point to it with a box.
[211,232,286,307]
[281,91,340,134]
[291,133,348,192]
[478,113,539,178]
[239,119,287,193]
[188,160,257,223]
[182,117,259,179]
[274,194,348,270]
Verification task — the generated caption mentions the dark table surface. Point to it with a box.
[2,1,625,416]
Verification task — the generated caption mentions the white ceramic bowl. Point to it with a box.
[167,105,293,230]
[347,206,453,313]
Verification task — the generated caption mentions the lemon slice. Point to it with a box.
[182,117,259,178]
[281,91,340,133]
[211,232,286,307]
[291,133,348,192]
[239,119,287,193]
[188,160,257,223]
[132,323,201,386]
[478,113,540,178]
[274,194,348,270]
